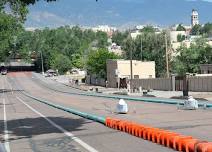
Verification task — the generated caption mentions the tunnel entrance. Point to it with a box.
[1,59,36,72]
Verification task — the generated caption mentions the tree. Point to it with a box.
[123,32,170,77]
[112,31,129,46]
[71,53,84,69]
[0,0,30,22]
[50,53,71,74]
[177,34,186,42]
[191,24,201,35]
[0,12,23,62]
[87,49,120,78]
[96,31,108,48]
[176,24,186,31]
[201,22,212,37]
[15,26,110,72]
[172,38,212,75]
[140,26,155,33]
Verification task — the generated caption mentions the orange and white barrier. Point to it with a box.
[105,117,212,152]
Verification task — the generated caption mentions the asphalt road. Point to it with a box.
[0,72,212,152]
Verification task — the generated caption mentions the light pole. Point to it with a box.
[140,35,142,61]
[40,50,44,75]
[165,33,169,78]
[130,40,133,93]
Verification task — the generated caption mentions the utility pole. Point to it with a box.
[130,43,133,93]
[140,35,142,61]
[41,50,44,75]
[165,33,169,78]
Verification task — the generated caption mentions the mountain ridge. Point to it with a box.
[25,0,212,28]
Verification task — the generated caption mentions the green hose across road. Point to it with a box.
[22,91,106,124]
[34,76,212,108]
[30,75,212,108]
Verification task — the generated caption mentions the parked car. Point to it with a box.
[1,69,7,75]
[45,69,57,77]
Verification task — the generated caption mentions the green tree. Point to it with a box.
[201,22,212,37]
[172,38,212,75]
[177,34,186,42]
[96,31,108,48]
[140,26,155,33]
[71,53,84,69]
[176,24,186,31]
[0,12,23,62]
[112,31,129,46]
[191,24,201,35]
[50,53,71,74]
[87,49,120,78]
[16,26,110,72]
[123,32,170,77]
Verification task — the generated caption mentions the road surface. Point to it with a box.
[0,72,212,152]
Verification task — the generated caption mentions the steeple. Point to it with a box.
[191,9,199,27]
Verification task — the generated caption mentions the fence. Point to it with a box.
[86,75,106,87]
[188,76,212,92]
[132,76,212,92]
[132,78,172,91]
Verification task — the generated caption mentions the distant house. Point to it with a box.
[108,43,123,56]
[106,59,155,88]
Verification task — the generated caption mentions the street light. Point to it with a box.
[40,40,45,75]
[130,45,133,93]
[40,50,44,75]
[140,34,142,61]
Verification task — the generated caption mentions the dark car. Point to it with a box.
[1,69,7,75]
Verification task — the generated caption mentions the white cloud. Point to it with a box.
[29,11,68,25]
[187,0,212,2]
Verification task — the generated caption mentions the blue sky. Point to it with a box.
[25,0,212,28]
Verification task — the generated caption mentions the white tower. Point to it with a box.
[191,9,199,27]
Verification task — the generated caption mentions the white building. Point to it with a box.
[25,27,36,32]
[107,60,156,88]
[130,31,141,39]
[108,43,123,56]
[170,31,187,43]
[191,9,199,27]
[92,25,117,36]
[130,25,162,39]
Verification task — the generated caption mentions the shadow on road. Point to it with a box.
[0,116,90,142]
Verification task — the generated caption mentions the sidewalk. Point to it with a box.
[48,75,212,102]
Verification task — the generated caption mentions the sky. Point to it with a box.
[24,0,212,29]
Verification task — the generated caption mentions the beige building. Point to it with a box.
[170,31,187,43]
[107,59,155,88]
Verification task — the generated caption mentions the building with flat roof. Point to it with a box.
[106,59,155,88]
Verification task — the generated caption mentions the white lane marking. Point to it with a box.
[3,76,11,152]
[6,77,13,95]
[16,96,98,152]
[3,99,11,152]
